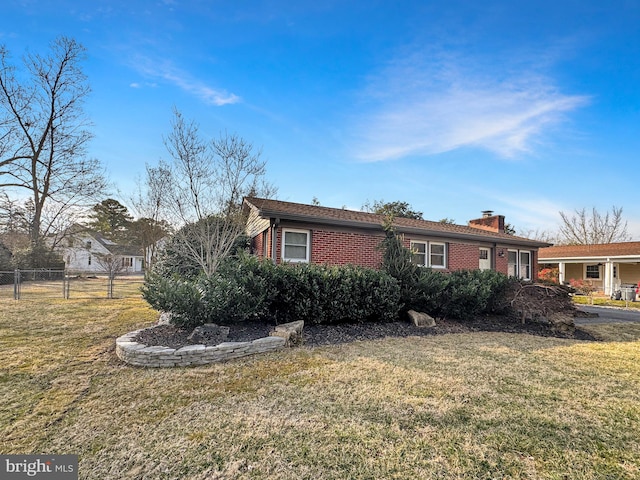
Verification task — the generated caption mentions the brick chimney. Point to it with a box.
[468,210,505,233]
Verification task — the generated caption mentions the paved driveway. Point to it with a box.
[576,305,640,324]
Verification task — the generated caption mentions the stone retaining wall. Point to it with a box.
[116,328,287,367]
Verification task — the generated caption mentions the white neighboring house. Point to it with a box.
[56,226,144,275]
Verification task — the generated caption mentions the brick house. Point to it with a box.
[244,197,550,279]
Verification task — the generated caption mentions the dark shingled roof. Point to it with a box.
[244,197,550,248]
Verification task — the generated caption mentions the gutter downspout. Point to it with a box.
[271,218,280,264]
[492,243,497,271]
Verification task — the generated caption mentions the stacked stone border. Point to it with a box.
[116,321,305,368]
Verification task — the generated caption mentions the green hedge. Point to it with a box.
[142,255,401,328]
[143,242,518,328]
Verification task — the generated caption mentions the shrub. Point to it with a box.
[439,269,513,320]
[142,255,401,328]
[141,273,207,328]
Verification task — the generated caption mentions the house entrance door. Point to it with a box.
[479,248,491,271]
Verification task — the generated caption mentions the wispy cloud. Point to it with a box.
[352,50,589,162]
[132,56,240,106]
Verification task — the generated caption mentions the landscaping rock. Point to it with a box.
[187,324,230,344]
[157,312,172,325]
[270,320,305,346]
[408,310,436,328]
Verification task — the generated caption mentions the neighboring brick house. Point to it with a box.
[243,197,550,279]
[539,242,640,295]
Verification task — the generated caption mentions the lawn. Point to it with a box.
[1,296,639,479]
[573,294,640,309]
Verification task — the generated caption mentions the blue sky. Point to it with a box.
[2,0,640,238]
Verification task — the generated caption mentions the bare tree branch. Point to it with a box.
[149,109,275,276]
[558,206,629,245]
[0,37,108,250]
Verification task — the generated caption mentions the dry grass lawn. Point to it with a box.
[1,294,639,479]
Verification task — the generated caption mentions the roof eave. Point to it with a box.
[256,207,549,248]
[540,254,640,262]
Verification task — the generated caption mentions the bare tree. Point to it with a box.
[517,227,559,244]
[130,163,173,270]
[0,37,108,249]
[153,109,274,276]
[558,206,630,245]
[94,253,125,298]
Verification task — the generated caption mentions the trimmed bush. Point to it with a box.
[269,263,401,325]
[143,255,401,328]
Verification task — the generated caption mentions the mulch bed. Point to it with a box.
[134,315,597,350]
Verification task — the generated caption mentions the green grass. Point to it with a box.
[573,294,640,309]
[1,296,639,479]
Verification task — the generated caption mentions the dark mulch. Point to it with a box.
[134,315,597,350]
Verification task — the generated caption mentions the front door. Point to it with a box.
[479,248,491,271]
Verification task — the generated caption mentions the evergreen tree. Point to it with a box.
[87,199,133,242]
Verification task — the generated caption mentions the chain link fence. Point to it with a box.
[0,270,145,300]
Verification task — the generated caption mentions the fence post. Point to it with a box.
[13,269,20,300]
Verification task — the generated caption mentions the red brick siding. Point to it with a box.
[448,243,482,271]
[257,226,537,276]
[495,248,509,274]
[311,229,384,268]
[251,229,273,260]
[252,231,265,257]
[271,227,383,267]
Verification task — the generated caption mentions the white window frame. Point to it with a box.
[519,251,531,280]
[508,249,532,281]
[585,264,601,280]
[410,241,427,266]
[429,242,447,269]
[282,229,310,263]
[410,241,447,269]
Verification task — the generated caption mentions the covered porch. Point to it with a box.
[539,242,640,296]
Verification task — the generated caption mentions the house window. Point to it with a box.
[411,242,427,266]
[410,241,446,269]
[479,249,489,260]
[520,251,531,280]
[585,264,600,279]
[508,249,532,280]
[87,255,92,266]
[85,241,92,249]
[282,229,310,263]
[430,243,446,268]
[508,250,518,277]
[122,257,133,268]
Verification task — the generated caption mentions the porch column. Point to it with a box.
[604,260,613,296]
[558,262,566,285]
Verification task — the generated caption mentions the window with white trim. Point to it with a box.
[508,249,532,280]
[430,243,446,268]
[411,242,427,266]
[585,264,600,279]
[507,250,518,277]
[519,251,531,280]
[282,229,310,263]
[122,257,133,268]
[410,241,447,268]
